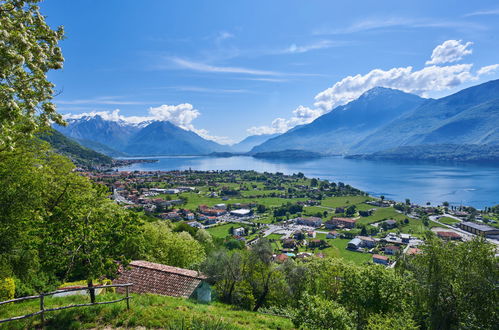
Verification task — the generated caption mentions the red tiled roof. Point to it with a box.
[436,231,461,238]
[331,217,357,223]
[373,254,388,260]
[407,248,422,255]
[113,260,206,298]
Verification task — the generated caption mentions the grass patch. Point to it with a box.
[206,223,234,238]
[438,216,460,225]
[321,196,373,208]
[0,293,292,329]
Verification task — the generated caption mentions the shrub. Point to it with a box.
[0,277,15,301]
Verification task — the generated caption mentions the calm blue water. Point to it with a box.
[117,156,499,209]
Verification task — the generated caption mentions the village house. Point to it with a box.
[187,221,202,228]
[372,254,389,265]
[383,219,397,229]
[358,236,376,248]
[274,254,288,263]
[295,216,323,228]
[325,217,357,229]
[230,209,252,217]
[233,227,245,236]
[113,260,211,303]
[326,231,339,239]
[347,238,362,250]
[407,247,423,256]
[384,245,400,255]
[436,231,461,240]
[282,238,297,249]
[308,239,323,248]
[307,230,316,238]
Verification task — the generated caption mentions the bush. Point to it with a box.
[292,294,356,330]
[0,277,15,301]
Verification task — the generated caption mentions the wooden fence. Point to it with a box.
[0,283,133,326]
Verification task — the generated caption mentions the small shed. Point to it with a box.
[113,260,211,303]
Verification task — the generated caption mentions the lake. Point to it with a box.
[117,156,499,209]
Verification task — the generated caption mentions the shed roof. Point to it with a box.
[113,260,206,299]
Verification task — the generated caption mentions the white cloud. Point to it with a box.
[426,40,473,65]
[215,31,234,44]
[248,40,499,134]
[314,63,477,111]
[247,106,323,135]
[282,40,339,54]
[63,104,233,144]
[170,57,280,76]
[464,8,499,17]
[314,18,484,35]
[477,64,499,76]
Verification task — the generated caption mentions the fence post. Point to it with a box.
[125,286,130,310]
[40,294,45,327]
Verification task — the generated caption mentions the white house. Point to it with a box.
[233,227,245,236]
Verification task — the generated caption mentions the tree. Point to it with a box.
[406,237,498,329]
[291,294,356,330]
[345,205,357,217]
[138,222,205,269]
[0,0,65,151]
[0,139,142,299]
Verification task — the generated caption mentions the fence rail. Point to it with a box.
[0,283,133,325]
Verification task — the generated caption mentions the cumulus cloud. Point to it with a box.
[477,64,499,76]
[63,104,233,144]
[248,40,499,134]
[426,40,473,65]
[314,63,476,111]
[247,106,323,135]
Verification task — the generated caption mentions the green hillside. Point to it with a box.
[0,293,293,329]
[38,128,114,168]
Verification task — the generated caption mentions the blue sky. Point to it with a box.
[42,0,499,144]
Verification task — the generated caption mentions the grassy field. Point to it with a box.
[320,196,373,208]
[0,293,293,329]
[266,233,283,240]
[356,207,407,225]
[305,238,372,265]
[206,223,235,238]
[438,216,460,225]
[179,192,307,210]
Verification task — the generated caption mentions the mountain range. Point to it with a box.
[252,79,499,159]
[55,116,279,156]
[54,79,499,161]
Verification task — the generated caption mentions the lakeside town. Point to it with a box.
[85,169,499,267]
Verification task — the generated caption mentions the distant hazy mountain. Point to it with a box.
[124,121,229,156]
[55,116,230,156]
[353,79,499,153]
[251,87,425,154]
[231,134,280,152]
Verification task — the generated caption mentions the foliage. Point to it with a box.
[0,139,141,295]
[0,277,15,301]
[291,294,355,330]
[38,128,113,168]
[403,236,499,329]
[137,221,206,269]
[0,0,65,151]
[366,313,418,330]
